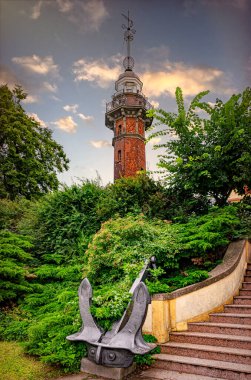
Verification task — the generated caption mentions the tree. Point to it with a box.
[148,87,251,206]
[0,85,69,200]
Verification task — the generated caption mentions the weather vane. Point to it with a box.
[121,11,136,71]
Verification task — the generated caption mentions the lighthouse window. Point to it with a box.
[118,150,121,161]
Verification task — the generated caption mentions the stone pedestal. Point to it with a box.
[81,358,136,380]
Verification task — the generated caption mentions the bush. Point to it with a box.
[85,215,180,285]
[0,181,104,372]
[96,174,171,220]
[0,231,34,305]
[235,197,251,239]
[0,198,31,232]
[176,205,240,262]
[19,180,104,264]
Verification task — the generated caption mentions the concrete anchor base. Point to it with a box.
[80,358,136,380]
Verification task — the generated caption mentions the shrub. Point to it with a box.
[19,180,104,264]
[176,205,240,263]
[0,181,104,372]
[0,198,31,232]
[96,174,171,220]
[235,197,251,239]
[0,231,34,305]
[85,215,180,285]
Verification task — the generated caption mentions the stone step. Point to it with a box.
[134,368,226,380]
[160,342,251,364]
[244,275,251,282]
[187,321,251,336]
[234,296,251,305]
[246,269,251,275]
[242,282,251,289]
[239,289,251,296]
[224,304,251,314]
[170,331,251,349]
[152,354,251,380]
[209,312,251,324]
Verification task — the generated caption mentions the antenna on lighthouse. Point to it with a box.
[121,11,136,71]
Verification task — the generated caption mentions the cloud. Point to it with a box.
[73,56,121,87]
[150,100,160,108]
[208,101,216,107]
[141,61,235,98]
[31,0,43,19]
[56,0,73,13]
[29,0,108,33]
[148,137,161,146]
[0,65,22,88]
[90,140,111,148]
[12,55,59,76]
[63,104,79,113]
[22,94,39,104]
[72,53,234,97]
[81,0,109,32]
[78,113,94,122]
[43,81,58,93]
[28,112,47,127]
[51,95,61,101]
[52,116,77,133]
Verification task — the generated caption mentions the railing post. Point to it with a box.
[151,299,170,343]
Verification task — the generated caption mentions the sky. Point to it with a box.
[0,0,250,186]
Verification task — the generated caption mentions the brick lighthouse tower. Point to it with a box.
[105,13,153,180]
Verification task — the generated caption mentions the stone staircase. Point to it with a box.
[136,263,251,380]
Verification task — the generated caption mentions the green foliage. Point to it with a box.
[84,215,180,329]
[84,215,181,286]
[91,283,132,330]
[0,84,69,200]
[177,205,240,259]
[0,231,33,305]
[0,198,31,232]
[146,263,209,294]
[164,269,209,292]
[84,206,239,300]
[0,181,105,372]
[146,268,170,294]
[148,87,251,206]
[96,174,171,220]
[134,334,161,366]
[19,180,104,263]
[0,275,87,372]
[235,197,251,239]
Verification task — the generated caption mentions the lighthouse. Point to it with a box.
[105,13,153,180]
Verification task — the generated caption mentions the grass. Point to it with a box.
[0,341,64,380]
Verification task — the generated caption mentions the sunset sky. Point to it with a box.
[1,0,250,185]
